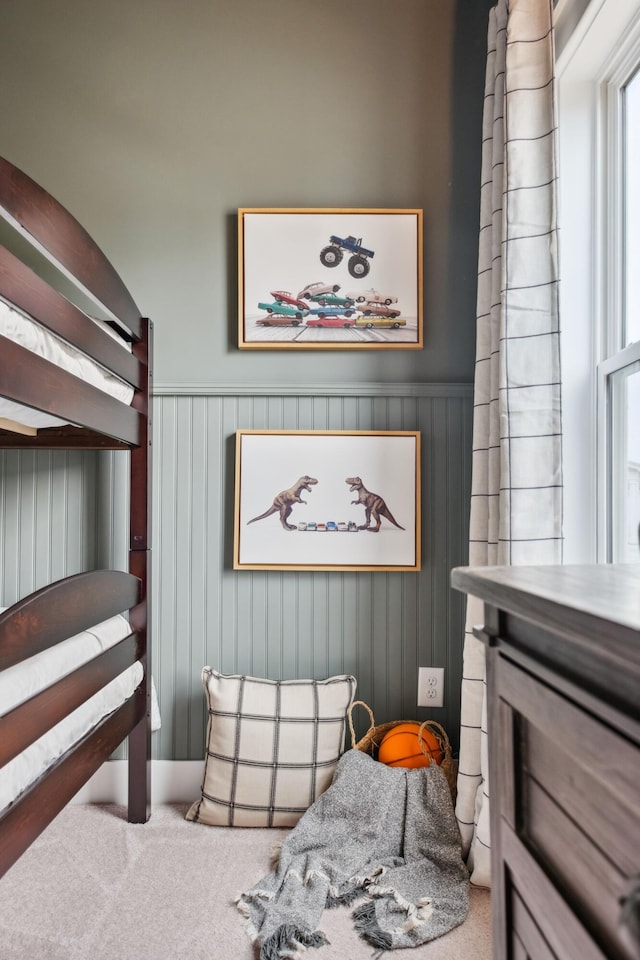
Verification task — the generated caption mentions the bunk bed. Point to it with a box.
[0,156,152,878]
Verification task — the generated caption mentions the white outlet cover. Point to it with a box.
[417,666,444,707]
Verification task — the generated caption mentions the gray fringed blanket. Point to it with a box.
[237,748,469,958]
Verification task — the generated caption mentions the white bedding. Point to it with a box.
[0,296,134,429]
[0,611,159,813]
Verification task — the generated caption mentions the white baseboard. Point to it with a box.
[71,760,203,805]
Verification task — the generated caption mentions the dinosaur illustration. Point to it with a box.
[346,476,405,532]
[247,476,318,530]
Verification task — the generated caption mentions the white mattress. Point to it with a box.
[0,611,159,813]
[0,296,134,429]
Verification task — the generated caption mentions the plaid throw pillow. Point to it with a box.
[186,668,357,828]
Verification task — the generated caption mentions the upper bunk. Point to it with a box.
[0,156,152,451]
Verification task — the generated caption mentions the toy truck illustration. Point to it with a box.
[319,235,375,278]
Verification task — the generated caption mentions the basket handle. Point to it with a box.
[418,719,452,761]
[347,699,375,749]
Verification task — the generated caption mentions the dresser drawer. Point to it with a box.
[451,563,640,960]
[501,826,608,960]
[496,655,640,960]
[511,890,556,960]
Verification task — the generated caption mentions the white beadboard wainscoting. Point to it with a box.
[149,382,473,761]
[0,382,473,764]
[0,449,100,603]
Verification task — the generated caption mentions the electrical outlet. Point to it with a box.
[417,667,444,708]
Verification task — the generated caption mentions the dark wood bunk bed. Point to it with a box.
[0,156,152,878]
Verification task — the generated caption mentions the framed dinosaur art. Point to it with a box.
[233,430,421,572]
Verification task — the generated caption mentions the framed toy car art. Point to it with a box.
[238,208,423,350]
[233,429,421,571]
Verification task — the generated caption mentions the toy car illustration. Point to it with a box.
[258,301,309,320]
[337,522,348,532]
[270,290,309,311]
[306,522,317,531]
[305,292,354,309]
[257,315,305,326]
[298,522,307,531]
[326,521,338,531]
[297,281,341,301]
[308,306,355,319]
[306,315,356,328]
[355,313,406,330]
[347,288,398,305]
[361,303,401,319]
[319,235,375,278]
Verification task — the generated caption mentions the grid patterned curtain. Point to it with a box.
[455,0,563,887]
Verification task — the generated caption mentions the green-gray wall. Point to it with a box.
[0,0,490,757]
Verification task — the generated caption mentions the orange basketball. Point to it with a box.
[378,722,443,769]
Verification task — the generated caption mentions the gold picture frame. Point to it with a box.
[237,208,423,350]
[233,429,421,571]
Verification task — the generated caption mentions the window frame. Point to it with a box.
[556,0,640,563]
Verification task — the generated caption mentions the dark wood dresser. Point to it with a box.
[451,564,640,960]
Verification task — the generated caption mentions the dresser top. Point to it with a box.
[451,563,640,634]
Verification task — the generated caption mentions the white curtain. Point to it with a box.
[455,0,563,887]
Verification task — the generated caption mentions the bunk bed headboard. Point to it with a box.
[0,154,152,553]
[0,157,153,873]
[0,156,152,447]
[0,156,142,339]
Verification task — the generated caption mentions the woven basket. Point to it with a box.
[347,700,457,800]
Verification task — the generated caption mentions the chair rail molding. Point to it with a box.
[153,381,474,399]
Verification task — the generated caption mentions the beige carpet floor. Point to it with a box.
[0,804,492,960]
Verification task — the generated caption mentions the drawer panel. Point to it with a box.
[525,776,630,959]
[526,722,638,877]
[512,890,557,960]
[496,656,640,960]
[498,655,639,830]
[502,827,607,960]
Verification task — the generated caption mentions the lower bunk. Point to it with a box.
[0,569,152,878]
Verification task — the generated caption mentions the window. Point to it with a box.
[605,64,640,561]
[624,69,640,348]
[597,35,640,561]
[556,0,640,563]
[606,361,640,560]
